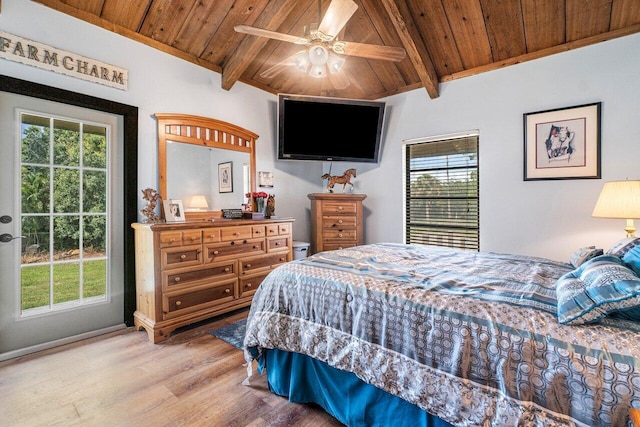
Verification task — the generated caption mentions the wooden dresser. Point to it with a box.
[308,193,366,254]
[132,218,293,343]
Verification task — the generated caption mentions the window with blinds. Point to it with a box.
[405,135,479,250]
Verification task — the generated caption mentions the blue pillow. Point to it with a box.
[555,254,640,325]
[607,237,640,257]
[623,244,640,276]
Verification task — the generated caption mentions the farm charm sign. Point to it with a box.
[0,31,128,90]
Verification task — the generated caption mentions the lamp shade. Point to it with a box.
[592,180,640,219]
[189,194,209,210]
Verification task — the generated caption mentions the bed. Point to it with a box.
[243,242,640,426]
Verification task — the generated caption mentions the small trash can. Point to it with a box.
[292,241,310,260]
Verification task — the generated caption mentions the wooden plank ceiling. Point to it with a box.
[32,0,640,100]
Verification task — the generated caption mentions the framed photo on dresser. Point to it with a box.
[163,199,185,222]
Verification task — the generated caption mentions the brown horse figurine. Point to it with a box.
[321,168,356,193]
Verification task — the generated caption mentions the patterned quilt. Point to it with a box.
[244,243,640,426]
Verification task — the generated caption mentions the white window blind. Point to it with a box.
[405,135,479,250]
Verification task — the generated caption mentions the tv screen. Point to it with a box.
[278,94,385,163]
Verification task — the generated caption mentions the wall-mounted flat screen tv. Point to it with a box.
[278,94,385,163]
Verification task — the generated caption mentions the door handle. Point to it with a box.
[0,233,26,243]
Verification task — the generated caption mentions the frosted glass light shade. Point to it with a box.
[592,180,640,237]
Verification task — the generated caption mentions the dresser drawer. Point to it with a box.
[239,252,289,275]
[267,235,290,252]
[323,229,357,241]
[278,223,291,235]
[162,260,236,289]
[220,226,252,241]
[202,229,221,243]
[205,238,265,262]
[239,272,270,299]
[251,225,266,238]
[266,224,279,236]
[322,201,357,215]
[322,215,356,229]
[163,279,236,319]
[322,242,357,251]
[161,244,202,270]
[159,230,202,248]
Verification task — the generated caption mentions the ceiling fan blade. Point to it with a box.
[337,41,406,62]
[260,61,295,79]
[327,69,350,90]
[234,25,309,45]
[317,0,358,40]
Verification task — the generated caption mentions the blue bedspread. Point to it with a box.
[244,243,640,426]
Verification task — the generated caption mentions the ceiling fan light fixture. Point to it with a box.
[310,64,327,78]
[292,50,311,72]
[309,45,329,65]
[327,52,345,74]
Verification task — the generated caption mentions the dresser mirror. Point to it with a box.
[155,113,258,220]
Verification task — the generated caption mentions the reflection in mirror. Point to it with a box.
[166,142,250,211]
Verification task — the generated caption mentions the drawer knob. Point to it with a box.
[174,277,181,282]
[213,250,219,255]
[338,233,343,238]
[225,288,231,294]
[245,263,251,268]
[246,283,253,288]
[275,242,279,246]
[210,234,215,238]
[175,300,182,306]
[255,230,262,234]
[190,236,196,240]
[252,245,258,249]
[234,232,240,236]
[180,254,187,260]
[338,206,344,210]
[338,219,343,224]
[280,258,285,262]
[169,238,176,243]
[224,267,230,272]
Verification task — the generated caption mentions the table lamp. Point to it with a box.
[592,180,640,237]
[189,194,209,211]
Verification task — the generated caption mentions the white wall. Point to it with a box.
[3,0,639,261]
[364,33,640,261]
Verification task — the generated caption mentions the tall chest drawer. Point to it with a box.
[322,201,357,215]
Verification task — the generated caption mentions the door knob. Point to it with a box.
[0,233,26,243]
[0,215,12,224]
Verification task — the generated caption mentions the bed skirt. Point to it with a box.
[261,348,454,427]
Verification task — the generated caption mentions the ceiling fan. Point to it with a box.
[234,0,406,89]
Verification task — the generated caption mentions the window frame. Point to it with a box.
[402,130,479,250]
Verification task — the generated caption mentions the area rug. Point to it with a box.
[209,318,246,350]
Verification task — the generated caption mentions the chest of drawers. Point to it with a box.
[132,218,293,343]
[308,193,366,254]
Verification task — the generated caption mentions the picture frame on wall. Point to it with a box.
[163,199,185,222]
[258,171,274,187]
[523,102,601,181]
[218,161,233,193]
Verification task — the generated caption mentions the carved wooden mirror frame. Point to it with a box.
[155,113,258,220]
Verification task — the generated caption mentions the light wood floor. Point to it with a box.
[0,308,343,426]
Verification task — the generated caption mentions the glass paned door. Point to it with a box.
[0,91,124,360]
[20,114,109,314]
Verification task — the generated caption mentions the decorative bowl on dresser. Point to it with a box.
[308,193,366,254]
[132,218,293,343]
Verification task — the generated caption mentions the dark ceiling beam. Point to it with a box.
[221,0,299,91]
[379,0,439,99]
